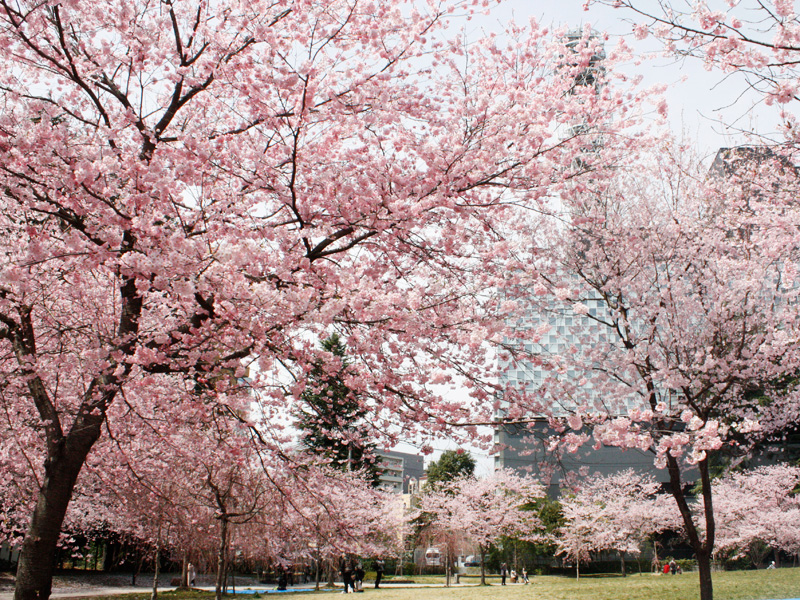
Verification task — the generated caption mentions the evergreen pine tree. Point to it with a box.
[295,334,380,485]
[424,449,476,492]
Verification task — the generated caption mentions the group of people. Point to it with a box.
[340,555,385,593]
[499,563,530,585]
[276,564,298,591]
[662,559,683,575]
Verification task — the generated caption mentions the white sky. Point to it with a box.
[477,1,783,155]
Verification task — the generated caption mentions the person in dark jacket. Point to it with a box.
[374,559,384,589]
[353,562,365,592]
[340,555,354,593]
[500,563,508,585]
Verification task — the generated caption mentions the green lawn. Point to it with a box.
[62,569,800,600]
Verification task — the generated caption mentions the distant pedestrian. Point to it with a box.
[277,569,288,591]
[522,568,529,584]
[187,563,196,588]
[669,559,677,575]
[340,555,354,593]
[375,559,385,589]
[500,563,508,586]
[354,562,365,592]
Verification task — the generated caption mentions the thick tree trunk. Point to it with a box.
[479,546,486,585]
[181,557,188,588]
[13,277,139,600]
[697,550,713,600]
[14,429,101,600]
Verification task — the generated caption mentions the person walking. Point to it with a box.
[522,568,529,584]
[500,563,508,586]
[354,562,365,592]
[340,555,354,593]
[187,563,196,588]
[374,559,384,589]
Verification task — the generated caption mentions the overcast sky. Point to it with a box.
[478,0,783,156]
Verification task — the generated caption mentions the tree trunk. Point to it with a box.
[697,550,713,600]
[620,552,626,576]
[14,431,101,600]
[151,537,161,600]
[102,540,117,572]
[181,556,188,588]
[215,518,229,600]
[12,282,138,600]
[314,555,320,591]
[479,546,486,585]
[445,547,450,588]
[133,551,145,586]
[665,452,715,600]
[652,540,660,573]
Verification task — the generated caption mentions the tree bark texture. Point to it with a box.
[14,420,103,600]
[215,518,229,600]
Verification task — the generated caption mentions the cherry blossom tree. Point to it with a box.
[554,501,593,580]
[709,464,800,568]
[64,379,263,599]
[556,470,680,578]
[268,464,405,590]
[419,469,544,585]
[508,141,800,600]
[0,373,216,582]
[0,0,654,598]
[192,432,270,600]
[592,0,800,143]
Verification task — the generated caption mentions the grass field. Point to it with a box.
[63,568,800,600]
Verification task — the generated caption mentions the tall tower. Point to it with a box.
[493,31,662,494]
[563,28,606,93]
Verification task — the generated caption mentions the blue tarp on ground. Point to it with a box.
[228,589,315,594]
